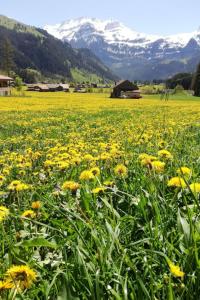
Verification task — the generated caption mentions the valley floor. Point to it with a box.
[0,92,200,299]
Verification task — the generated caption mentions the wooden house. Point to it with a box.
[58,84,70,92]
[110,80,141,98]
[91,83,98,88]
[47,84,61,92]
[74,86,87,93]
[26,84,36,91]
[121,90,142,99]
[0,75,13,96]
[47,84,70,92]
[32,84,49,92]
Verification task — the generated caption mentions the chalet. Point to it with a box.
[110,80,141,99]
[74,86,87,93]
[47,84,70,92]
[47,84,62,92]
[32,84,49,92]
[58,84,70,92]
[121,90,142,99]
[26,84,36,91]
[0,75,13,96]
[91,83,98,88]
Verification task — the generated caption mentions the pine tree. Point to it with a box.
[192,63,200,97]
[1,38,15,76]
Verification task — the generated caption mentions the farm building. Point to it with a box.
[74,86,87,93]
[110,80,141,99]
[121,90,142,99]
[47,84,63,92]
[26,84,37,91]
[58,84,70,92]
[30,84,49,92]
[0,75,13,96]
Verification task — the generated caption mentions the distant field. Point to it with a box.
[143,93,196,101]
[0,92,200,299]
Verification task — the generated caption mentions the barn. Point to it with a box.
[110,80,141,98]
[47,84,62,92]
[0,75,13,96]
[32,84,49,92]
[58,84,70,92]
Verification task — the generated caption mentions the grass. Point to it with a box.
[144,92,196,101]
[71,68,103,83]
[0,92,200,299]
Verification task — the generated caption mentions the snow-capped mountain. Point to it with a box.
[45,18,200,80]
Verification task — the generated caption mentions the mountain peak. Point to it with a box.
[45,17,149,44]
[44,17,200,80]
[45,17,199,47]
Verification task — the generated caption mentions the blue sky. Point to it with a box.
[1,0,200,35]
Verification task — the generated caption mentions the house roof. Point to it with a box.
[115,80,127,87]
[114,80,136,89]
[0,75,13,81]
[34,84,49,90]
[47,84,60,89]
[59,84,69,88]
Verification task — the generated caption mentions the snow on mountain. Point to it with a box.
[44,17,162,47]
[44,18,200,80]
[44,17,199,48]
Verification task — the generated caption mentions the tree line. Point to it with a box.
[165,66,200,96]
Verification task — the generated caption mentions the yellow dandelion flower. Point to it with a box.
[18,170,26,176]
[167,177,186,188]
[90,167,100,176]
[57,161,69,170]
[0,206,9,223]
[92,187,106,194]
[2,168,10,176]
[44,160,55,168]
[114,164,127,177]
[5,265,36,290]
[8,180,21,189]
[0,280,13,291]
[140,155,158,168]
[31,201,41,210]
[158,149,173,159]
[103,181,114,187]
[21,210,36,219]
[99,152,111,161]
[139,153,149,160]
[177,167,192,177]
[71,157,81,165]
[168,261,185,278]
[189,183,200,194]
[8,180,29,192]
[62,181,80,192]
[16,183,30,191]
[83,154,94,161]
[139,153,157,162]
[0,175,5,185]
[79,170,95,180]
[158,140,167,148]
[151,161,165,173]
[140,158,152,168]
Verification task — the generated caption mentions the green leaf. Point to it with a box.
[17,237,58,249]
[177,209,190,245]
